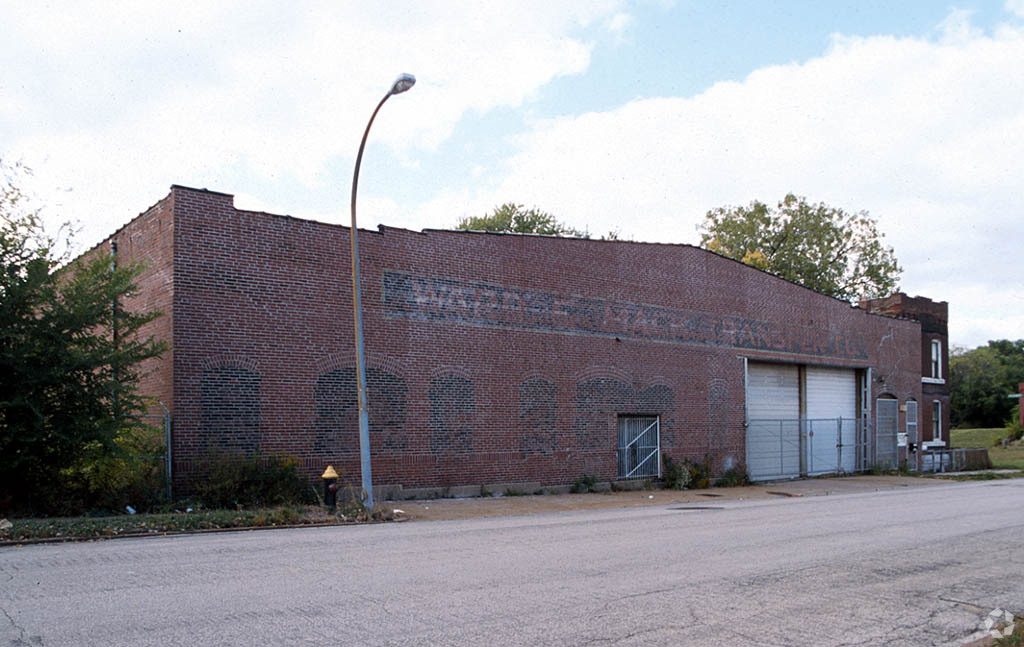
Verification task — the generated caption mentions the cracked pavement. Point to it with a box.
[1,478,1022,646]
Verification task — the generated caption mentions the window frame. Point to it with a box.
[930,339,942,379]
[905,400,918,443]
[932,400,941,441]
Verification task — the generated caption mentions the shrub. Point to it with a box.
[1006,417,1023,442]
[686,457,712,489]
[715,466,750,487]
[52,425,167,517]
[570,473,597,493]
[195,452,310,509]
[661,454,691,490]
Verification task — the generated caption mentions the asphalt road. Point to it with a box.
[2,479,1022,646]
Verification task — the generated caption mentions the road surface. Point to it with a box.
[2,479,1022,646]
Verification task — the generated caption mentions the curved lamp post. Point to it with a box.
[350,73,415,507]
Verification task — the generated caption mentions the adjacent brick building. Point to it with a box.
[859,292,951,469]
[101,185,948,493]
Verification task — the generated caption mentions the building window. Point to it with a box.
[930,340,942,379]
[906,400,918,443]
[932,400,941,441]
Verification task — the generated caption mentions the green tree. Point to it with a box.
[0,161,166,513]
[457,203,588,238]
[699,194,902,301]
[950,340,1024,428]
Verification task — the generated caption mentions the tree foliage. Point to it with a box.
[950,340,1024,429]
[457,203,589,238]
[699,194,902,301]
[0,160,166,513]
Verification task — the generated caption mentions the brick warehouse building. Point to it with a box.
[100,185,948,494]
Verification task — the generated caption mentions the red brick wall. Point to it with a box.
[88,193,176,417]
[148,186,926,491]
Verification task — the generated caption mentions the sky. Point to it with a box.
[3,0,1022,350]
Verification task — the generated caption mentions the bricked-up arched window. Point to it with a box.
[200,366,261,454]
[573,377,632,450]
[313,367,409,455]
[428,375,475,454]
[518,378,558,456]
[572,378,677,452]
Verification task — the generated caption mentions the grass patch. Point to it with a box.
[990,445,1024,471]
[932,471,1024,481]
[951,427,1024,471]
[951,428,1005,448]
[0,504,401,543]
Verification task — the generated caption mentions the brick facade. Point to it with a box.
[860,292,951,458]
[101,186,937,491]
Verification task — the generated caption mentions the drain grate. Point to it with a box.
[668,505,724,511]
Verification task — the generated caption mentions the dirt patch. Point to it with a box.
[390,475,941,522]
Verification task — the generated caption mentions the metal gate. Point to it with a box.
[875,398,899,470]
[617,416,660,479]
[746,419,802,480]
[747,417,869,481]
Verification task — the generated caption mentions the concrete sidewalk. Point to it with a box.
[393,474,953,522]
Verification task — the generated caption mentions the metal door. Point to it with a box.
[875,398,898,469]
[746,363,800,480]
[805,367,858,474]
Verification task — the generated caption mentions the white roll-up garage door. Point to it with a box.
[804,366,858,475]
[746,363,800,480]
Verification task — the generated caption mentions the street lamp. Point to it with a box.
[349,73,416,508]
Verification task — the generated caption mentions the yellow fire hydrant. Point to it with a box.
[321,465,339,511]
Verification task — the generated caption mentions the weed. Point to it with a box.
[479,484,491,498]
[661,454,691,490]
[688,456,713,489]
[1,505,319,542]
[195,452,310,509]
[715,466,750,487]
[570,474,597,493]
[1006,418,1023,443]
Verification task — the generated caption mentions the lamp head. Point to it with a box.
[390,73,416,95]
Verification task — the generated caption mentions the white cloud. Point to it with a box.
[4,3,1021,349]
[2,1,621,246]
[937,8,983,42]
[429,14,1024,347]
[605,12,634,41]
